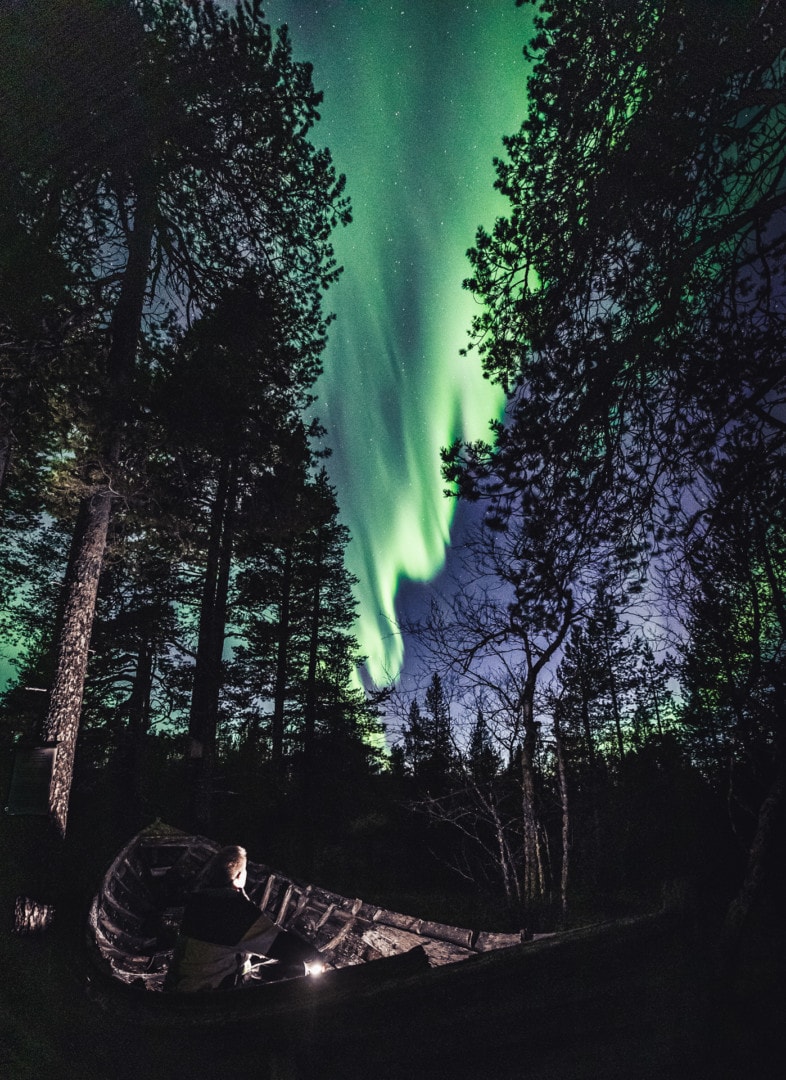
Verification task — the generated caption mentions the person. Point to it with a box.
[166,845,324,992]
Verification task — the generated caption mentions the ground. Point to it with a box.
[2,897,783,1080]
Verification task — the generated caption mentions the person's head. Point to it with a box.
[204,845,248,889]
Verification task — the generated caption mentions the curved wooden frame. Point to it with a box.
[86,824,528,1013]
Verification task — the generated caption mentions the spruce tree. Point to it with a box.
[1,0,348,844]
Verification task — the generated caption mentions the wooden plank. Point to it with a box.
[473,930,525,951]
[276,883,295,924]
[95,913,158,953]
[100,890,146,933]
[418,920,474,949]
[371,909,423,934]
[292,885,312,920]
[321,917,357,958]
[257,874,276,913]
[418,939,475,966]
[5,744,57,815]
[314,903,336,931]
[371,908,480,950]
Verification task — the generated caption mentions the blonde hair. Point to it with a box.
[204,845,247,887]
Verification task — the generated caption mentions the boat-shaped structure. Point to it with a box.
[83,826,710,1074]
[87,823,530,1007]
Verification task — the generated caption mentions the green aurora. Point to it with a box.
[263,0,534,683]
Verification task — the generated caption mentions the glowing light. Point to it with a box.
[264,1,533,683]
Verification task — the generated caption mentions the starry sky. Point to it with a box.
[261,1,534,685]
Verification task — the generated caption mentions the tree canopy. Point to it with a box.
[0,0,355,843]
[440,0,785,947]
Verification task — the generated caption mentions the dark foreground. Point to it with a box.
[1,904,783,1080]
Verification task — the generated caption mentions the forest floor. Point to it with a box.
[1,890,783,1080]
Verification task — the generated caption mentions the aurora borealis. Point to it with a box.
[262,1,533,684]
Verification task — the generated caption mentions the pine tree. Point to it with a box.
[1,0,348,843]
[399,674,457,793]
[401,699,428,781]
[466,709,500,783]
[230,470,378,793]
[451,0,786,940]
[421,673,455,790]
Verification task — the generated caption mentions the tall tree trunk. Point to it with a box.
[720,743,786,976]
[520,693,544,903]
[118,632,155,833]
[13,490,113,932]
[13,165,157,937]
[271,544,293,778]
[0,417,11,500]
[580,688,596,768]
[300,531,323,872]
[553,711,570,926]
[42,488,112,837]
[488,786,518,902]
[580,683,602,885]
[517,601,573,909]
[188,454,237,832]
[303,528,322,775]
[603,631,625,759]
[39,163,157,842]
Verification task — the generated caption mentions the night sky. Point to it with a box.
[261,1,533,684]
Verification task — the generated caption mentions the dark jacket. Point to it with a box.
[168,886,279,992]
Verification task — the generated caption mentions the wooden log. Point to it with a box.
[371,908,475,949]
[360,924,424,957]
[12,895,55,934]
[418,920,474,949]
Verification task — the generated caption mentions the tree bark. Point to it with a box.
[271,544,293,778]
[188,453,237,831]
[488,787,520,904]
[553,713,571,926]
[0,417,11,500]
[303,528,323,776]
[42,488,112,837]
[38,162,157,842]
[117,632,155,832]
[580,688,596,769]
[602,627,625,760]
[520,694,544,903]
[720,744,786,975]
